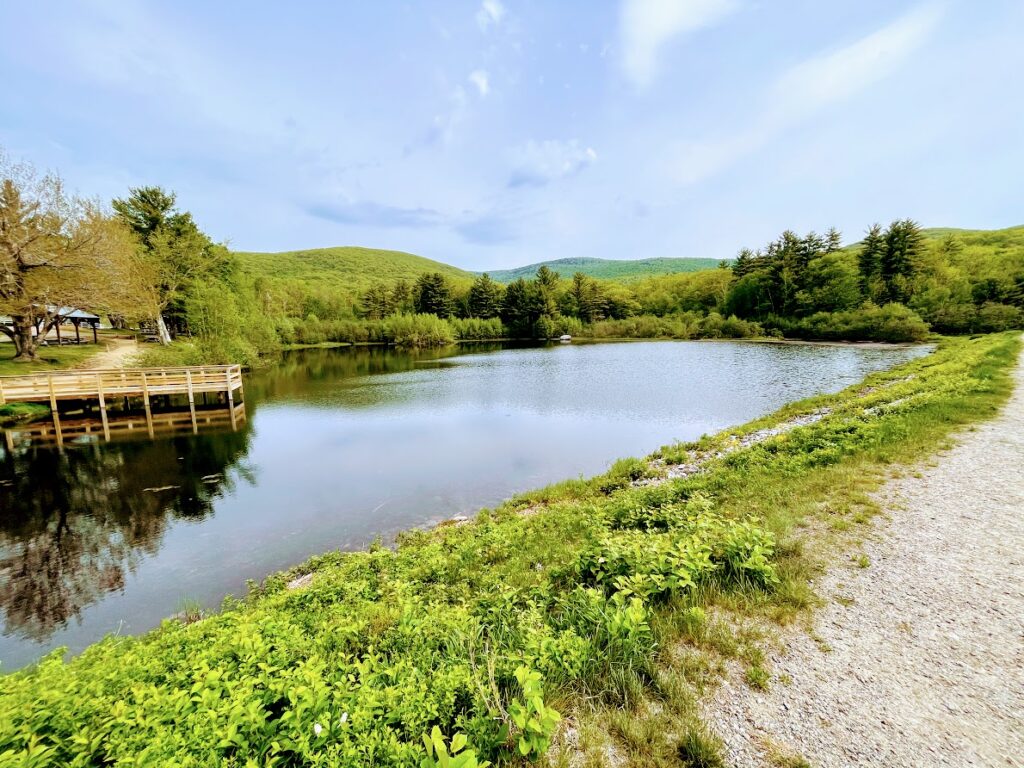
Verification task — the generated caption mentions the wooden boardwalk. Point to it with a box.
[0,365,244,444]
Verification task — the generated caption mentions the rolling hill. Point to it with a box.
[234,246,474,292]
[483,256,724,283]
[235,226,1023,294]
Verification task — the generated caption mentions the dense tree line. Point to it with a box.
[4,147,1019,363]
[276,218,1021,349]
[721,220,1022,339]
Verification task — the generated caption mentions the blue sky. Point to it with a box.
[1,1,1021,270]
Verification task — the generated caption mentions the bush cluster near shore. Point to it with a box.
[1,333,1017,766]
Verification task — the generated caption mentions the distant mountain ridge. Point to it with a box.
[482,256,724,283]
[235,226,1023,291]
[235,245,474,292]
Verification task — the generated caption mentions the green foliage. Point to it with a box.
[386,313,456,347]
[238,246,472,295]
[722,222,1023,340]
[771,303,930,343]
[466,274,504,319]
[202,224,1022,355]
[414,273,456,318]
[420,727,490,768]
[449,317,506,341]
[0,333,1018,766]
[507,667,561,758]
[486,257,723,284]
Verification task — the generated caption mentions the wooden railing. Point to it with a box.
[0,365,243,405]
[0,364,244,445]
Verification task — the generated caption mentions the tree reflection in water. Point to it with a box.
[0,422,253,642]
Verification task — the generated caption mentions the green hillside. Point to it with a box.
[235,246,474,292]
[484,256,723,283]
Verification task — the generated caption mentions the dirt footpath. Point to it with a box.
[76,338,140,369]
[706,345,1024,767]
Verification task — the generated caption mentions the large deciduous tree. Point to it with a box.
[0,154,143,361]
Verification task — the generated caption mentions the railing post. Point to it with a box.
[96,373,110,442]
[47,373,63,447]
[186,370,197,434]
[141,371,154,438]
[225,367,236,429]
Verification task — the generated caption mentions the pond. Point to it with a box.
[0,340,928,670]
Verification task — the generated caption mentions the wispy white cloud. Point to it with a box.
[304,200,443,228]
[476,0,506,31]
[620,0,739,88]
[468,69,490,97]
[304,194,523,244]
[671,2,945,184]
[508,139,598,188]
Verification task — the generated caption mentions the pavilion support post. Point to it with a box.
[186,370,198,434]
[73,319,81,345]
[55,322,61,346]
[47,374,63,447]
[96,373,110,441]
[92,322,98,344]
[141,371,154,438]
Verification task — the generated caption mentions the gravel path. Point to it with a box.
[706,344,1024,768]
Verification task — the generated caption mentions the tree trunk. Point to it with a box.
[10,316,40,362]
[156,314,172,345]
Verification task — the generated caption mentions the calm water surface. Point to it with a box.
[0,340,927,669]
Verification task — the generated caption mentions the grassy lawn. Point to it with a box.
[0,333,1018,767]
[0,343,100,377]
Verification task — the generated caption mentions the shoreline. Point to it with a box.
[1,333,1017,766]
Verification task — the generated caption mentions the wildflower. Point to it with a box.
[313,722,323,737]
[339,712,349,725]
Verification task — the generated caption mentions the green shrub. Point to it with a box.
[385,313,456,347]
[775,303,930,342]
[450,317,507,341]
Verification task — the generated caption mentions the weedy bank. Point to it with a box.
[0,333,1017,767]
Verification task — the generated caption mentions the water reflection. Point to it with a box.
[0,341,928,669]
[0,408,252,643]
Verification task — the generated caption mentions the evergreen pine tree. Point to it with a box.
[858,223,884,300]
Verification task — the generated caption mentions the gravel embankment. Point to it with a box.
[706,345,1024,768]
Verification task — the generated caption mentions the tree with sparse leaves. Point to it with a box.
[0,153,143,361]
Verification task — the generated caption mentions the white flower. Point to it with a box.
[339,712,349,725]
[313,722,323,737]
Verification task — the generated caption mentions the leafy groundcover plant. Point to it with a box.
[0,333,1018,767]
